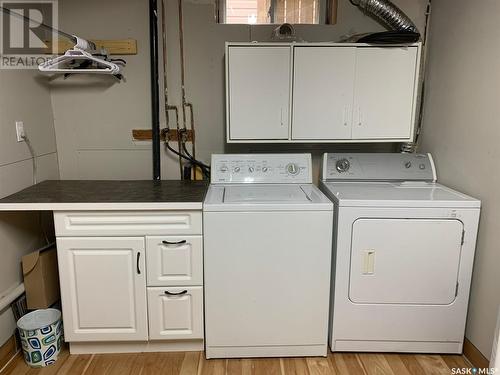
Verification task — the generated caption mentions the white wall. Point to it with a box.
[420,0,500,358]
[0,69,59,345]
[53,0,428,180]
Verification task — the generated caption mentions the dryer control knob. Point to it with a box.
[286,163,299,175]
[336,159,350,173]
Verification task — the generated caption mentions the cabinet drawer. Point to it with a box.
[54,211,202,237]
[147,287,203,340]
[146,236,203,286]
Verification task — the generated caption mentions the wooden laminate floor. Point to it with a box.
[1,349,472,375]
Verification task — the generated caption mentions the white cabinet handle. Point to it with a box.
[280,108,284,127]
[358,107,363,126]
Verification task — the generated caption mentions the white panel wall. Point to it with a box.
[420,0,500,359]
[52,0,428,180]
[0,69,59,345]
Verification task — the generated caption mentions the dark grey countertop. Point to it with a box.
[0,180,209,211]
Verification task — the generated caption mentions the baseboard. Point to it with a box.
[69,340,204,354]
[0,335,18,371]
[463,338,489,369]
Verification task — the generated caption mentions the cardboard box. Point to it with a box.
[22,246,60,309]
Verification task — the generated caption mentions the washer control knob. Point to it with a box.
[248,167,254,173]
[233,167,240,173]
[336,159,350,173]
[262,167,268,172]
[220,165,228,172]
[419,164,426,170]
[404,161,412,169]
[286,163,299,175]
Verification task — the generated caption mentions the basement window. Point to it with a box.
[217,0,335,25]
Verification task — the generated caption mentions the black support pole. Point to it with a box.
[149,0,161,180]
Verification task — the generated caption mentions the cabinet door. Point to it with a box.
[57,237,148,342]
[146,236,203,286]
[352,47,418,140]
[147,287,203,340]
[292,47,355,140]
[228,46,291,140]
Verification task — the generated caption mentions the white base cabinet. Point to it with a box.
[54,210,204,353]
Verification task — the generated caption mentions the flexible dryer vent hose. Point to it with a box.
[350,0,419,33]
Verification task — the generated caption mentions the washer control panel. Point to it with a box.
[211,154,312,184]
[322,153,436,182]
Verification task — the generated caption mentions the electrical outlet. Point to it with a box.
[15,121,25,142]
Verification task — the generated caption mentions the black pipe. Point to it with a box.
[149,0,161,180]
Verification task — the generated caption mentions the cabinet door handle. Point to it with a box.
[358,107,363,126]
[162,240,187,246]
[136,252,141,275]
[164,290,188,296]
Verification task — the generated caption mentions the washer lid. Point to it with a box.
[204,184,333,211]
[321,181,480,208]
[224,185,311,203]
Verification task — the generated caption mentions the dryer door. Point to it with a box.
[349,218,463,305]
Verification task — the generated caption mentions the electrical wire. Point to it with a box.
[39,212,52,245]
[22,134,37,185]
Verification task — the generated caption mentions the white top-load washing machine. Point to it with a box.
[204,154,333,358]
[320,153,481,354]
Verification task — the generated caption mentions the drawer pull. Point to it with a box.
[162,240,187,246]
[164,290,188,296]
[136,252,141,275]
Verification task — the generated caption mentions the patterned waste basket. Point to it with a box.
[17,308,63,367]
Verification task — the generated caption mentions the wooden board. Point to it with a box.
[463,337,490,370]
[44,39,137,55]
[132,129,194,143]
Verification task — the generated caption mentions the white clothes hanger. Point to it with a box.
[38,36,122,75]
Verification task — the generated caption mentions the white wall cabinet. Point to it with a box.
[351,47,418,139]
[226,43,421,143]
[292,46,356,140]
[54,210,204,354]
[227,46,291,140]
[57,237,148,342]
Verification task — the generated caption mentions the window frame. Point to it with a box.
[217,0,337,25]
